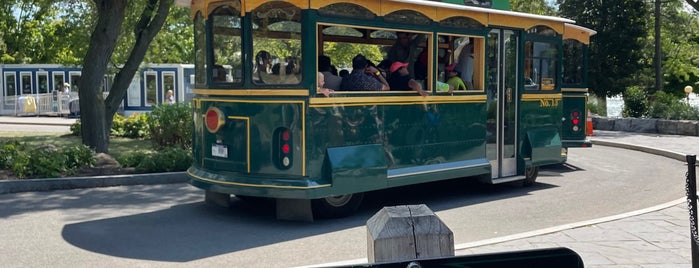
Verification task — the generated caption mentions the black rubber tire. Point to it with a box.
[312,193,364,219]
[522,166,539,187]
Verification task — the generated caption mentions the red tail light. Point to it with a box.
[274,127,292,169]
[570,110,581,132]
[205,107,225,133]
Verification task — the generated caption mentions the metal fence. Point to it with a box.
[0,92,102,117]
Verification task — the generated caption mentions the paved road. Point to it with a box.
[0,145,686,267]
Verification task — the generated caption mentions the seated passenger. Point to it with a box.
[388,61,428,96]
[212,64,227,82]
[388,32,425,77]
[339,54,389,91]
[454,38,474,90]
[319,55,342,90]
[377,59,393,80]
[317,72,333,97]
[339,69,349,78]
[271,61,300,84]
[444,64,467,91]
[253,50,278,84]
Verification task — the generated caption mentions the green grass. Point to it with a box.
[0,132,155,159]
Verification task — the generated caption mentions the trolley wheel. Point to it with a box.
[523,166,539,187]
[312,193,364,219]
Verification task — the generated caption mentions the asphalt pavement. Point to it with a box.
[1,115,699,267]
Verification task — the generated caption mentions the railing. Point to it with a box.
[687,154,698,268]
[0,92,110,117]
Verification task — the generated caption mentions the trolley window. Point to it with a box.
[194,11,206,86]
[524,26,559,91]
[318,23,431,93]
[563,39,585,86]
[251,2,303,86]
[436,34,485,92]
[210,3,243,84]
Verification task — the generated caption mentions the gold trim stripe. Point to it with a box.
[194,89,309,97]
[227,116,251,173]
[521,93,562,101]
[309,95,487,106]
[196,98,305,104]
[189,171,331,190]
[562,88,589,93]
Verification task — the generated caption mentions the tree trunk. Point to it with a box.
[106,0,172,117]
[81,0,172,153]
[80,0,127,153]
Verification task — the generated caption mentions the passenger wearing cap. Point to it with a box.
[388,61,428,96]
[444,63,467,92]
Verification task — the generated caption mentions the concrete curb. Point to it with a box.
[0,172,189,194]
[591,139,689,162]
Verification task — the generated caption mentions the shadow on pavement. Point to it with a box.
[60,176,561,262]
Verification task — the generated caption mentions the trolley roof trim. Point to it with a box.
[177,0,575,25]
[388,0,574,24]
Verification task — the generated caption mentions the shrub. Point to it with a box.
[61,144,95,170]
[646,91,699,120]
[586,95,606,116]
[111,114,126,137]
[623,86,648,118]
[70,120,81,136]
[0,140,24,169]
[147,103,193,149]
[138,147,192,173]
[117,150,150,168]
[13,146,68,179]
[119,147,191,173]
[123,113,149,139]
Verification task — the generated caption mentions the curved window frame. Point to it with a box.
[562,39,587,87]
[194,11,206,87]
[524,26,561,92]
[250,2,304,87]
[208,3,244,86]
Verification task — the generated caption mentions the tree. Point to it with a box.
[657,0,699,96]
[0,1,85,63]
[510,0,556,15]
[558,0,650,97]
[79,0,172,153]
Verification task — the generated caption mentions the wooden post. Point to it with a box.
[367,204,453,263]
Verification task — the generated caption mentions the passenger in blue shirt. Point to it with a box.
[340,54,389,91]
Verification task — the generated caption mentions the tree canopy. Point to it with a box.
[0,0,192,65]
[558,0,650,98]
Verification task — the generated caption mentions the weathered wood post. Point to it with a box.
[366,204,453,263]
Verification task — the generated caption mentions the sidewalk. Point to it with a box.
[455,130,699,267]
[0,115,77,126]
